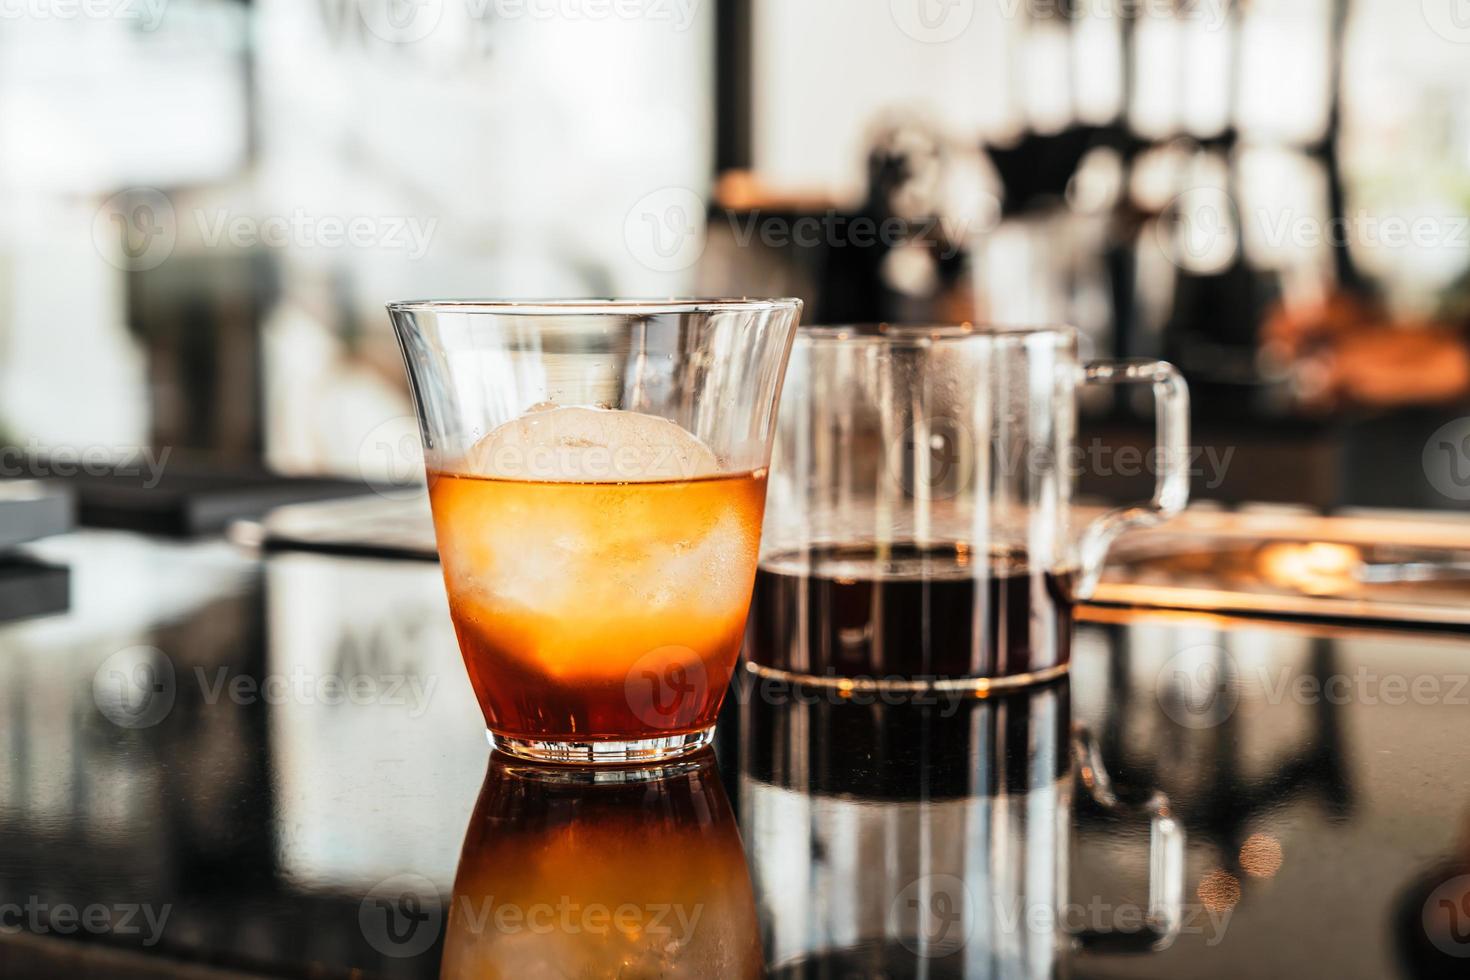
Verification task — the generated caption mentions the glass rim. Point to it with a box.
[799,323,1078,346]
[386,297,803,317]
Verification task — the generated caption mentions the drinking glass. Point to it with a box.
[388,299,801,764]
[750,324,1188,689]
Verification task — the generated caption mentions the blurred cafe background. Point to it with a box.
[1,0,1468,513]
[4,3,1470,978]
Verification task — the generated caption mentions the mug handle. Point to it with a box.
[1075,360,1191,598]
[1069,725,1187,953]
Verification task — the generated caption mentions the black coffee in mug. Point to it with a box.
[749,543,1074,686]
[750,324,1189,688]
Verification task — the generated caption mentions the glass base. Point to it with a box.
[742,660,1070,694]
[487,728,716,765]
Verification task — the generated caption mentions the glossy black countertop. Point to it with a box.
[2,531,1470,978]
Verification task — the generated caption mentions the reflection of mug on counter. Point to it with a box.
[739,680,1187,976]
[441,751,761,978]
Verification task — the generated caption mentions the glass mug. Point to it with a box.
[750,324,1189,689]
[389,299,802,764]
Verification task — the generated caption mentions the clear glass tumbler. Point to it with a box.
[749,324,1188,690]
[388,299,801,764]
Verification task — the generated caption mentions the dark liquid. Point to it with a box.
[747,543,1073,681]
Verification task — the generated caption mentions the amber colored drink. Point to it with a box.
[442,754,761,978]
[428,469,768,744]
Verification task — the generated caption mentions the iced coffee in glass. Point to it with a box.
[389,299,800,764]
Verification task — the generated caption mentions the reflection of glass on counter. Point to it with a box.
[741,682,1068,974]
[442,752,761,979]
[739,679,1185,976]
